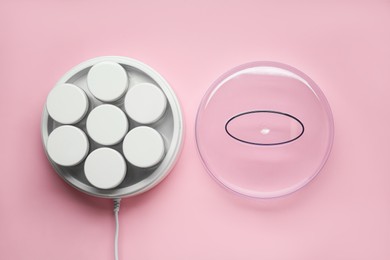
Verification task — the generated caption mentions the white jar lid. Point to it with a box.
[123,126,165,168]
[46,83,89,124]
[86,104,129,146]
[47,126,89,166]
[87,61,128,102]
[84,148,127,189]
[125,83,167,124]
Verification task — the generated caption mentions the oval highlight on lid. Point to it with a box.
[225,110,304,146]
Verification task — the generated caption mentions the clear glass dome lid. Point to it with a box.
[195,61,334,198]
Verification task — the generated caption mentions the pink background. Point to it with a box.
[1,0,390,259]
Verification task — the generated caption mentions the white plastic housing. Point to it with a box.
[41,56,183,198]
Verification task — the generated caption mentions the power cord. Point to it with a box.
[113,198,121,260]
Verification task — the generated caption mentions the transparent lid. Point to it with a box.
[195,61,334,198]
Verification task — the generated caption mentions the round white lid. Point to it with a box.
[86,104,129,146]
[84,148,127,189]
[46,83,89,124]
[87,61,128,102]
[123,126,165,168]
[125,83,167,124]
[47,125,89,166]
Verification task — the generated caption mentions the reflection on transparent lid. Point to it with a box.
[195,61,334,198]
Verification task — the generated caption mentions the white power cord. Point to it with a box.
[113,198,121,260]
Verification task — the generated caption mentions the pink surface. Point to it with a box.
[1,1,390,259]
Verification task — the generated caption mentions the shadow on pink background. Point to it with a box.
[1,1,390,259]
